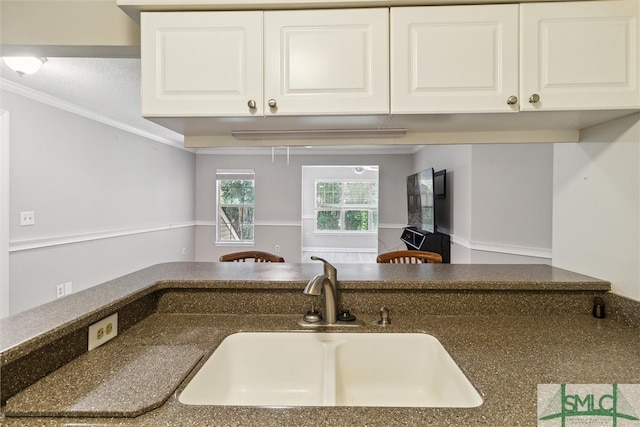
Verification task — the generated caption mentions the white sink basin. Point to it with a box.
[178,332,482,408]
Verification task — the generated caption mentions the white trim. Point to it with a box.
[9,221,195,253]
[376,223,407,230]
[201,220,404,229]
[256,220,301,227]
[302,246,378,253]
[214,241,255,247]
[313,231,377,236]
[196,220,301,227]
[0,78,191,152]
[302,217,407,230]
[0,110,10,318]
[451,234,552,259]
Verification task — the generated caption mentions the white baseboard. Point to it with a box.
[451,235,552,259]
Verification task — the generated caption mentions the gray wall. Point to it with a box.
[5,89,196,315]
[553,113,640,301]
[195,152,412,263]
[196,144,555,264]
[7,82,639,315]
[413,143,553,263]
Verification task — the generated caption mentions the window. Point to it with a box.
[315,180,378,232]
[216,170,255,243]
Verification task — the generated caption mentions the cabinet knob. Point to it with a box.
[507,95,518,105]
[267,99,277,108]
[528,93,540,104]
[247,99,257,109]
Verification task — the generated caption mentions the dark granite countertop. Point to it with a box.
[3,312,640,426]
[2,262,630,426]
[0,262,610,363]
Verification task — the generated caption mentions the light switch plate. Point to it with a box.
[88,313,118,350]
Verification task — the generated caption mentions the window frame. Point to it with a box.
[314,178,378,234]
[215,169,255,245]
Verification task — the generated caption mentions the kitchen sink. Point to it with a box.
[178,332,482,408]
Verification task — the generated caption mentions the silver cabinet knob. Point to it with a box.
[267,99,277,108]
[247,99,257,109]
[529,93,540,103]
[507,95,518,105]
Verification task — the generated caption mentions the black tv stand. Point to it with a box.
[400,227,451,263]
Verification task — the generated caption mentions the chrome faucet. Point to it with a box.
[304,256,338,324]
[299,256,363,327]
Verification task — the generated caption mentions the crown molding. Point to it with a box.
[0,78,192,152]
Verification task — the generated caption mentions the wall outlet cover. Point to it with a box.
[19,211,35,226]
[88,313,118,351]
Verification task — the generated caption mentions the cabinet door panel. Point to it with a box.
[521,0,639,110]
[264,8,389,115]
[391,5,519,114]
[141,11,263,116]
[286,30,367,91]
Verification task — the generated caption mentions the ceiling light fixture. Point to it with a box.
[231,128,407,140]
[2,57,48,77]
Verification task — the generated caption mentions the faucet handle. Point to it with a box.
[310,256,337,279]
[303,306,322,323]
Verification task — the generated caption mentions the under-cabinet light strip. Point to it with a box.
[231,128,407,140]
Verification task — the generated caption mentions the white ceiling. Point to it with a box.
[0,57,185,147]
[0,57,420,154]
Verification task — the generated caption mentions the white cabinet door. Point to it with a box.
[521,0,640,111]
[264,8,389,115]
[391,5,519,114]
[141,11,263,117]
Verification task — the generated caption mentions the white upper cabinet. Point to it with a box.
[141,8,389,117]
[141,11,263,117]
[392,0,639,114]
[140,1,639,127]
[520,0,640,111]
[264,8,389,115]
[391,5,520,114]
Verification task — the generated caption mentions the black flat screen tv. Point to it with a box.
[406,168,435,233]
[407,168,447,234]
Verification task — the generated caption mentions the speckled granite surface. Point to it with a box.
[0,262,611,362]
[3,313,639,426]
[5,344,203,417]
[0,262,631,426]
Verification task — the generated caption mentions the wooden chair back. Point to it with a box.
[376,250,442,264]
[219,250,285,263]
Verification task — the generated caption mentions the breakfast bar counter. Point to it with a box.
[1,262,638,426]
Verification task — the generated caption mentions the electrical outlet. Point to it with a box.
[19,211,35,226]
[182,247,188,255]
[88,313,118,351]
[275,244,280,253]
[56,284,65,298]
[64,282,73,295]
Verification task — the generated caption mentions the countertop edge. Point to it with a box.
[0,262,611,366]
